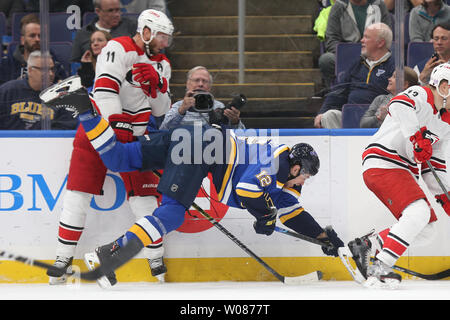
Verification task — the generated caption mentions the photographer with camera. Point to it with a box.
[159,66,245,129]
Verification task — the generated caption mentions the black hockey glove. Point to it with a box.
[320,226,344,257]
[253,208,277,236]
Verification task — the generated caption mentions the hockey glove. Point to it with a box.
[108,114,134,143]
[435,193,450,217]
[253,207,277,236]
[410,126,433,163]
[320,226,344,257]
[132,63,168,99]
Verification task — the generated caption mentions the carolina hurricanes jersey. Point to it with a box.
[362,85,450,195]
[92,36,171,135]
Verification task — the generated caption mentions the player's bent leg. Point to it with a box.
[48,190,91,285]
[84,195,186,288]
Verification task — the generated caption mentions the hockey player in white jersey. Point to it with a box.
[46,9,173,285]
[339,63,450,289]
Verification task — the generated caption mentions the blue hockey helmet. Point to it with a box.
[288,143,320,176]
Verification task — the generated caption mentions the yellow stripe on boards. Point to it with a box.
[1,256,448,283]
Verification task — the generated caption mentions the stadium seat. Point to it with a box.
[0,12,5,57]
[7,41,72,73]
[335,42,361,83]
[12,12,74,42]
[407,42,434,68]
[341,104,370,128]
[49,42,72,73]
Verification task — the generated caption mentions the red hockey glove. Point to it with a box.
[435,193,450,217]
[108,114,134,143]
[410,126,433,163]
[132,63,168,98]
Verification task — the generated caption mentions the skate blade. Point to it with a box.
[154,274,166,283]
[39,75,83,103]
[338,247,366,284]
[83,252,114,289]
[363,276,401,290]
[48,275,68,285]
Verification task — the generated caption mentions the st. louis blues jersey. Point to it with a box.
[211,132,305,221]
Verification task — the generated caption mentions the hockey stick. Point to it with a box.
[0,250,103,281]
[274,226,333,249]
[370,257,450,280]
[425,160,450,200]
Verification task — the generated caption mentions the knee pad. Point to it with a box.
[128,195,159,220]
[60,190,92,226]
[412,222,437,247]
[152,198,186,234]
[390,199,431,246]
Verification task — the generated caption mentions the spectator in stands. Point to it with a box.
[0,0,25,35]
[360,66,418,128]
[160,66,245,130]
[314,22,395,128]
[409,0,450,42]
[0,13,68,86]
[318,0,391,92]
[71,0,137,62]
[77,30,112,90]
[0,51,77,130]
[383,0,421,13]
[413,23,450,85]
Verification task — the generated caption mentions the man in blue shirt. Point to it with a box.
[0,51,76,130]
[315,22,395,128]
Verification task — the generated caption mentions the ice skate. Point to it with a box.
[364,259,402,289]
[84,242,119,289]
[148,256,167,282]
[39,75,95,117]
[338,230,374,283]
[47,256,73,285]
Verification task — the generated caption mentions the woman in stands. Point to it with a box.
[77,30,112,91]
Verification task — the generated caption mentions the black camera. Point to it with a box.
[190,90,214,113]
[209,93,247,126]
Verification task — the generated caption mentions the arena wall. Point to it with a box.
[0,129,448,283]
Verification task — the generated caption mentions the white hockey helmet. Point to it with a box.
[137,9,174,47]
[429,63,450,105]
[429,63,450,87]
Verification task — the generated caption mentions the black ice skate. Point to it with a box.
[84,238,144,289]
[84,241,119,288]
[47,256,73,285]
[338,230,374,283]
[148,256,167,282]
[39,75,96,117]
[364,259,402,289]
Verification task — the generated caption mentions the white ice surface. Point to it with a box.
[0,280,448,300]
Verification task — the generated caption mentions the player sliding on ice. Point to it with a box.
[40,75,344,288]
[338,63,450,289]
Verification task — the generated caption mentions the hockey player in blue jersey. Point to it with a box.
[40,76,344,287]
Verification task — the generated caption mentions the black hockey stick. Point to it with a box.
[425,160,450,200]
[0,250,103,281]
[370,257,450,280]
[274,226,333,249]
[188,201,322,284]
